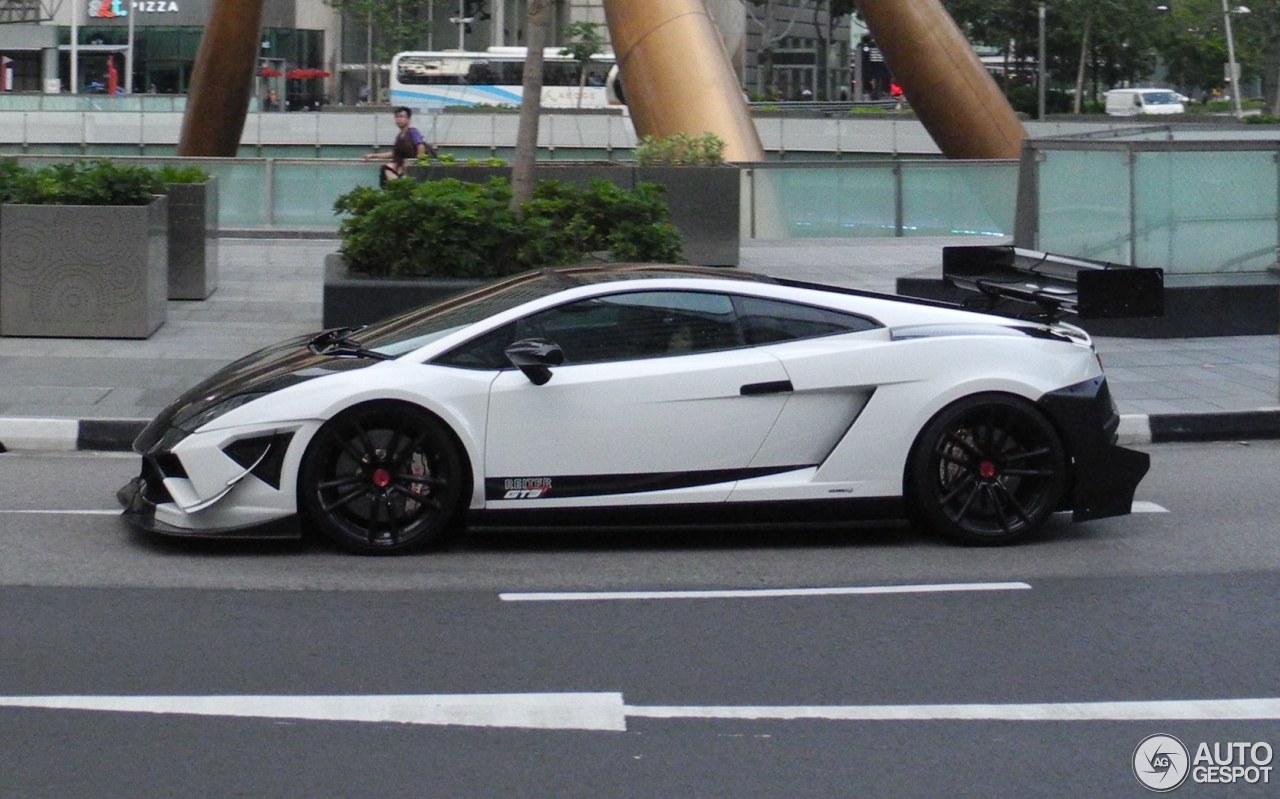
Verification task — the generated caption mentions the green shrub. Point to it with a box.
[333,176,684,278]
[154,165,212,184]
[417,152,507,167]
[0,158,22,203]
[1244,114,1279,125]
[634,132,726,166]
[1,160,162,205]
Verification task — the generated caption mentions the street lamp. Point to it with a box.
[1222,1,1250,119]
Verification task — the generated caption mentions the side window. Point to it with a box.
[734,296,879,345]
[434,291,741,369]
[531,291,740,363]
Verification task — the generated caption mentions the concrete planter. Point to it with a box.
[636,166,740,267]
[0,197,168,338]
[165,177,219,300]
[322,252,483,329]
[403,163,739,266]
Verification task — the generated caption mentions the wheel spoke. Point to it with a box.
[940,429,984,462]
[992,480,1033,526]
[396,472,446,487]
[1002,467,1054,478]
[364,493,385,546]
[390,483,442,511]
[391,432,429,469]
[1002,446,1052,464]
[382,493,401,545]
[939,470,976,505]
[322,484,369,514]
[330,429,367,464]
[986,484,1014,533]
[937,448,975,471]
[947,481,982,523]
[318,474,363,491]
[352,420,378,465]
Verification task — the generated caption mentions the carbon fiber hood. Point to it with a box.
[132,334,377,452]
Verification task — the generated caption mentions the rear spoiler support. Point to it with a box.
[942,245,1164,323]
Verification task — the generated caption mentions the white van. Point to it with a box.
[1105,88,1186,116]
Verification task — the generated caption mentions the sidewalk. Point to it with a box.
[0,236,1276,452]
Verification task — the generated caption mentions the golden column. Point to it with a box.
[603,0,765,163]
[177,0,266,157]
[855,0,1025,159]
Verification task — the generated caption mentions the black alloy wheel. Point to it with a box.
[299,402,466,555]
[908,394,1067,546]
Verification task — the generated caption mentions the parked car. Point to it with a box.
[118,264,1149,554]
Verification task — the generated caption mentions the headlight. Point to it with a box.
[176,392,269,433]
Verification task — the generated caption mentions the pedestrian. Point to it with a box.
[362,106,437,185]
[890,81,905,110]
[263,88,280,111]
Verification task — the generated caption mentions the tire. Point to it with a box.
[907,394,1066,546]
[298,402,466,555]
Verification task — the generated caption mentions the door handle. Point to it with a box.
[740,380,793,396]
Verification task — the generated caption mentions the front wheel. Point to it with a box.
[907,394,1066,546]
[299,403,466,555]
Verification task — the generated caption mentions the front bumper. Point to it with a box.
[118,423,306,538]
[1039,377,1150,522]
[117,474,301,539]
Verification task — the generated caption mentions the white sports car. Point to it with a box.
[119,264,1149,554]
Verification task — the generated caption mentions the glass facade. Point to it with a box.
[54,26,323,97]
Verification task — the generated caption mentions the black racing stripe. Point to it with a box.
[486,465,812,501]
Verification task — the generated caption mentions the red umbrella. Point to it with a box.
[286,68,330,80]
[259,67,282,78]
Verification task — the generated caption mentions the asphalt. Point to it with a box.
[0,235,1277,453]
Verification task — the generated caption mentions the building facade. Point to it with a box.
[0,0,335,103]
[1,0,853,105]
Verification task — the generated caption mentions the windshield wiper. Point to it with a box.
[307,327,395,361]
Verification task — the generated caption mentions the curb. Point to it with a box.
[3,411,1280,454]
[0,418,146,454]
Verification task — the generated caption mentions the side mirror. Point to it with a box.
[504,338,565,386]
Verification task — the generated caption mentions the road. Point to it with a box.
[1,441,1278,797]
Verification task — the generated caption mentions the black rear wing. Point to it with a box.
[942,245,1164,322]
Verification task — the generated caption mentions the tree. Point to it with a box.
[324,0,433,101]
[511,0,551,210]
[560,20,605,108]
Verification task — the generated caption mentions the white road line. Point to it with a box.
[500,582,1032,603]
[4,694,1279,731]
[627,698,1280,722]
[0,693,629,732]
[0,510,120,516]
[1130,501,1169,513]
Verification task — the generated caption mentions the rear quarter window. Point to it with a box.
[734,295,880,344]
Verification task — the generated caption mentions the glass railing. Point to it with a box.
[1024,129,1280,274]
[1,155,1019,240]
[744,161,1017,239]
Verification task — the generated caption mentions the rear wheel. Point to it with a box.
[299,403,466,555]
[907,394,1066,546]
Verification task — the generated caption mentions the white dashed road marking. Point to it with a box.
[500,582,1032,602]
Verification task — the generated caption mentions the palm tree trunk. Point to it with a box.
[1073,13,1092,115]
[511,0,551,210]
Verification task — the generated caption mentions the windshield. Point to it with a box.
[349,270,573,358]
[1140,91,1179,105]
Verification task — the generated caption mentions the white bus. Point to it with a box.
[389,47,622,111]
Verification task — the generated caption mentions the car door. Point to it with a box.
[480,290,792,503]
